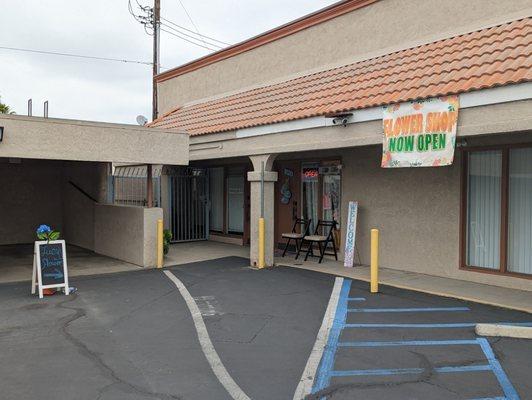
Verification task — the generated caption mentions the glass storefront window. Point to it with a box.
[466,151,502,270]
[463,146,532,276]
[508,147,532,275]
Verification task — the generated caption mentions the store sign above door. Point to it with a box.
[381,95,459,168]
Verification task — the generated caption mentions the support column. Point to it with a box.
[248,154,278,267]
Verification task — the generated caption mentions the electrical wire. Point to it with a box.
[161,16,230,46]
[0,45,154,65]
[176,0,209,48]
[160,22,222,49]
[159,27,217,51]
[128,0,225,53]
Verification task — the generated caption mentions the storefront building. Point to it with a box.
[151,0,532,290]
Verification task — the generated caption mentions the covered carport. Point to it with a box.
[0,114,188,283]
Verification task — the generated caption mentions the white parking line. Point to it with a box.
[293,277,344,400]
[163,270,251,400]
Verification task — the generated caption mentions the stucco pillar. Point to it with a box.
[248,154,278,267]
[96,162,110,203]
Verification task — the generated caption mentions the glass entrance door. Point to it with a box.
[302,163,320,234]
[227,175,244,234]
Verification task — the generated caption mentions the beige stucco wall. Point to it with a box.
[158,0,532,113]
[94,204,162,267]
[0,114,188,165]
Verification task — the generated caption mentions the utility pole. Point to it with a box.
[147,0,160,208]
[152,0,160,121]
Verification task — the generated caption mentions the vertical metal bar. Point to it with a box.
[172,176,178,240]
[173,177,177,240]
[194,174,197,239]
[185,174,188,240]
[194,176,197,240]
[178,175,182,241]
[205,173,209,239]
[174,176,178,240]
[184,174,188,241]
[179,175,182,241]
[196,176,199,239]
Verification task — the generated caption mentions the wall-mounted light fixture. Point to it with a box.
[0,126,4,142]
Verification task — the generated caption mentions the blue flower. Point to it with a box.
[37,225,51,235]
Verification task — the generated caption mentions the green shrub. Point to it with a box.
[163,229,173,255]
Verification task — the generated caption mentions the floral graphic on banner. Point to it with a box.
[381,95,459,168]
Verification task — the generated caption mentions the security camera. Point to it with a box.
[333,117,349,126]
[329,113,352,127]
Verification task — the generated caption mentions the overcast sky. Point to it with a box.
[0,0,336,124]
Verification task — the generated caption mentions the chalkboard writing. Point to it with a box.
[39,243,65,286]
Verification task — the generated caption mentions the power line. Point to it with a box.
[159,27,217,51]
[160,17,230,46]
[0,45,154,66]
[176,0,209,48]
[160,22,222,49]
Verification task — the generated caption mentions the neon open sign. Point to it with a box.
[302,168,319,182]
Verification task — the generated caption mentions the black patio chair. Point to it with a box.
[281,218,311,258]
[302,220,338,263]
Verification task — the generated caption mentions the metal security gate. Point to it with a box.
[169,168,209,242]
[110,165,161,207]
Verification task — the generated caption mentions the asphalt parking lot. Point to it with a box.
[0,256,530,400]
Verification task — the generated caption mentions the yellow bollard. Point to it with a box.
[258,217,265,269]
[370,228,379,293]
[157,219,164,268]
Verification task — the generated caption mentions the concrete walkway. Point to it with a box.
[164,240,249,267]
[277,256,532,314]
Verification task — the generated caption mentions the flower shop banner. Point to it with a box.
[381,95,459,168]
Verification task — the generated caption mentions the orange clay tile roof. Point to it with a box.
[151,18,532,136]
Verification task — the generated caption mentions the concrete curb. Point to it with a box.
[280,263,532,314]
[476,323,532,339]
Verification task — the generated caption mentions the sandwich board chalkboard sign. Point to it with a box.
[32,240,69,299]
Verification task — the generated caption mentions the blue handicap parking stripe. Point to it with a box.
[348,307,470,313]
[311,278,525,399]
[469,397,506,400]
[345,322,532,329]
[330,364,492,377]
[478,338,520,400]
[338,339,479,347]
[312,279,351,394]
